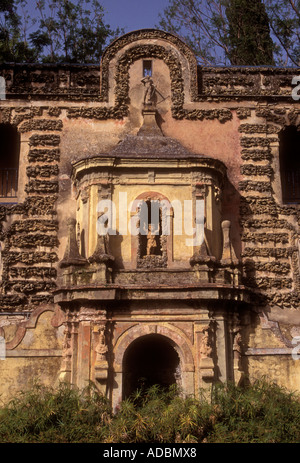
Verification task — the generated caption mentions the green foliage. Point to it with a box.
[208,379,300,442]
[29,0,121,63]
[158,0,300,66]
[0,0,122,64]
[158,0,230,65]
[263,0,300,66]
[105,384,211,443]
[0,379,299,443]
[0,0,38,63]
[0,380,112,442]
[225,0,274,65]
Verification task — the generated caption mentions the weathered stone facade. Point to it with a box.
[0,29,300,407]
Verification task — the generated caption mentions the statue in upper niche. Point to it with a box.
[141,75,157,107]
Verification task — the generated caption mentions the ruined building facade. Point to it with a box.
[0,30,300,406]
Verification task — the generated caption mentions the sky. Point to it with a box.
[19,0,171,42]
[99,0,170,33]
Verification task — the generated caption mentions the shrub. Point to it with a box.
[0,381,111,443]
[207,379,300,443]
[0,379,299,443]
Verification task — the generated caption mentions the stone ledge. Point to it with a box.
[5,349,62,357]
[53,284,250,303]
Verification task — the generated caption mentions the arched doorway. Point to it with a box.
[122,334,180,398]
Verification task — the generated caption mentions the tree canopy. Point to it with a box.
[158,0,300,66]
[226,0,274,65]
[264,0,300,66]
[0,0,122,64]
[0,0,37,62]
[1,0,300,66]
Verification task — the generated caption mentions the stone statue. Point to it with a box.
[141,75,157,107]
[145,223,159,256]
[200,325,212,358]
[233,330,242,354]
[95,325,108,362]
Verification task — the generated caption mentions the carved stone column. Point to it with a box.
[70,321,79,386]
[59,218,87,286]
[89,183,115,282]
[221,220,238,264]
[195,321,215,392]
[58,321,72,382]
[60,218,87,266]
[231,313,244,386]
[59,312,78,384]
[190,183,216,282]
[218,220,241,286]
[74,307,108,392]
[190,243,216,282]
[88,225,114,283]
[215,311,230,383]
[93,323,109,393]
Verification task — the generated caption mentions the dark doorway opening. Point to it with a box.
[0,123,20,198]
[279,126,300,203]
[122,334,180,399]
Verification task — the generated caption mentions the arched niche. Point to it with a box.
[99,29,199,108]
[130,191,173,268]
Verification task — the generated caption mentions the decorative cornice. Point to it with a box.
[71,153,227,182]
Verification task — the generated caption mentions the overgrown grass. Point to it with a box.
[0,379,299,443]
[0,381,111,443]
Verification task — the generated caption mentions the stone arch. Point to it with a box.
[100,29,198,105]
[130,191,174,268]
[113,323,195,406]
[115,45,184,111]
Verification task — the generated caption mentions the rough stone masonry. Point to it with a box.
[0,29,300,408]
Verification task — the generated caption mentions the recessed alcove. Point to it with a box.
[122,334,180,398]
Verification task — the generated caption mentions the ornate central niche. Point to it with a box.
[130,191,173,269]
[69,148,228,278]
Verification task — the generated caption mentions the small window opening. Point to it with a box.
[279,126,300,203]
[143,60,152,77]
[0,123,20,199]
